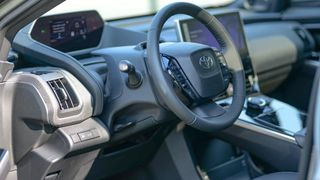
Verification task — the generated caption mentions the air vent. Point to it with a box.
[47,78,79,110]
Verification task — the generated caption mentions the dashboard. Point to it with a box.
[20,9,312,97]
[12,9,314,135]
[28,10,258,96]
[7,7,317,179]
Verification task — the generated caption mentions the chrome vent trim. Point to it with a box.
[47,78,79,110]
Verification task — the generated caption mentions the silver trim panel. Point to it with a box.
[234,119,297,144]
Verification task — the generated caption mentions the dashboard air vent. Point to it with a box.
[47,78,79,110]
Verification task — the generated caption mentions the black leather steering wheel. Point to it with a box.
[147,2,246,132]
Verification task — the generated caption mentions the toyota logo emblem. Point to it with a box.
[199,56,214,69]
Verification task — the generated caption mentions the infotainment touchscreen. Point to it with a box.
[176,11,257,93]
[31,11,104,52]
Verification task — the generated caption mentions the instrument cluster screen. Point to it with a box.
[31,11,104,52]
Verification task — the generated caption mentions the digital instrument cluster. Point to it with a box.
[31,11,104,52]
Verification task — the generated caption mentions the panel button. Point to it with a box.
[78,129,99,142]
[78,131,94,141]
[218,56,227,66]
[91,129,100,138]
[70,134,80,143]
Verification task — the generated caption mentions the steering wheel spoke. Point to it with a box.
[192,101,226,118]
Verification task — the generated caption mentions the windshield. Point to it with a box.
[47,0,234,20]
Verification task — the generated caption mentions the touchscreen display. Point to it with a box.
[31,11,104,52]
[177,12,249,59]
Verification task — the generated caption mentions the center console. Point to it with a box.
[218,95,306,143]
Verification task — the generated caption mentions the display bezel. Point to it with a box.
[30,10,104,53]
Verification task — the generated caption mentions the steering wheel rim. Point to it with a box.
[147,2,246,132]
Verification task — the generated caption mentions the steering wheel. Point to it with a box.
[147,2,246,132]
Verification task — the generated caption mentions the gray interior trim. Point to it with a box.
[234,119,297,144]
[17,118,109,180]
[10,67,93,127]
[248,35,297,74]
[13,29,105,116]
[0,61,13,82]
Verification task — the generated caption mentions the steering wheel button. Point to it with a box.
[176,75,184,81]
[215,51,222,56]
[181,83,187,88]
[218,55,227,64]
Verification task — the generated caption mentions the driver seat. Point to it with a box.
[254,172,298,180]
